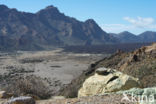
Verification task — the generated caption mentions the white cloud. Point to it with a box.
[101,24,134,33]
[101,17,156,34]
[123,17,156,28]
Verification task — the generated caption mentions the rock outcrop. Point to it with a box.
[78,67,140,97]
[5,96,35,104]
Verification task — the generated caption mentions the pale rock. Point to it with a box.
[78,67,140,97]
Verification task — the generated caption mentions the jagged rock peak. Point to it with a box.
[46,5,57,9]
[85,19,97,24]
[42,5,59,12]
[36,5,60,15]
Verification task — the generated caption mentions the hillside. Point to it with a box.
[60,43,156,98]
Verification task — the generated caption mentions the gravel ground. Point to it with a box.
[37,94,137,104]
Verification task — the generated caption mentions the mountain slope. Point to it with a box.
[0,5,118,51]
[60,43,156,97]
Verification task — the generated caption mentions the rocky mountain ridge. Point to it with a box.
[0,5,118,51]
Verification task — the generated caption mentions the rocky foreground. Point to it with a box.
[0,43,155,104]
[0,95,137,104]
[0,69,156,104]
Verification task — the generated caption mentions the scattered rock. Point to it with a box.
[36,94,135,104]
[78,67,141,97]
[26,94,40,100]
[0,91,13,99]
[95,67,113,75]
[5,96,35,104]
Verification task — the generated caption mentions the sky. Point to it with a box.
[0,0,156,34]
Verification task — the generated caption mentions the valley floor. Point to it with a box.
[0,49,108,96]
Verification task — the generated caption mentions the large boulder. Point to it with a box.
[78,67,141,97]
[5,96,35,104]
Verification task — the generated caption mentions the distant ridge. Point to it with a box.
[109,31,156,43]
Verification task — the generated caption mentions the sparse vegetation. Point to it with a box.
[3,75,52,99]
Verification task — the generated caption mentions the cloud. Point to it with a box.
[123,17,156,28]
[101,17,156,34]
[101,24,134,33]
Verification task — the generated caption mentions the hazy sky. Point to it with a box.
[0,0,156,34]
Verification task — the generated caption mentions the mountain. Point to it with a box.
[111,31,140,43]
[138,31,156,42]
[111,31,156,43]
[117,31,140,43]
[0,5,118,51]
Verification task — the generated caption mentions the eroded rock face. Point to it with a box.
[78,67,141,97]
[5,96,35,104]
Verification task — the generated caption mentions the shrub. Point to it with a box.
[3,75,52,99]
